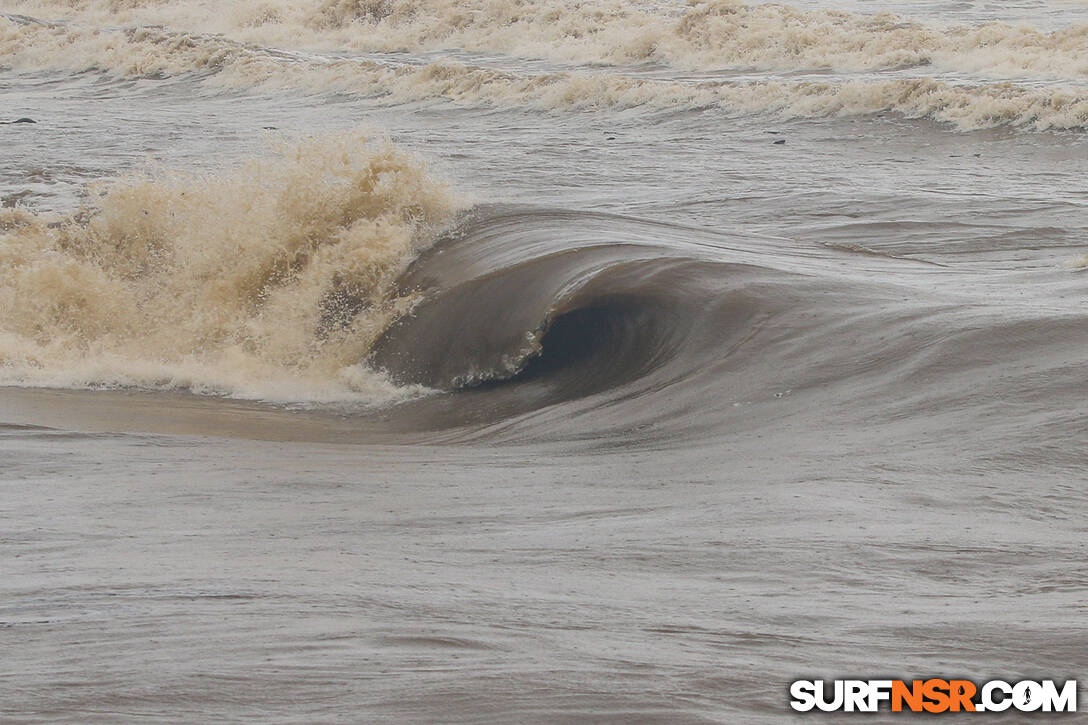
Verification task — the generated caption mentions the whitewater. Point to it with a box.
[1,0,1086,722]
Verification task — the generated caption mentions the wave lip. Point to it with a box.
[362,205,1088,448]
[372,253,710,395]
[364,205,816,437]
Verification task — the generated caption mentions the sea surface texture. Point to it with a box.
[1,0,1086,721]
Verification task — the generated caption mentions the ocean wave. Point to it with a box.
[7,0,1088,81]
[0,129,458,402]
[3,14,1087,130]
[4,188,1084,437]
[305,0,1088,80]
[361,205,800,436]
[356,205,1088,442]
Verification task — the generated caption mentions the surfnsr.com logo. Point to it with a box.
[789,679,1078,713]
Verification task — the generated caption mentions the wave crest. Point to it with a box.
[0,129,459,402]
[3,7,1088,131]
[8,0,1088,79]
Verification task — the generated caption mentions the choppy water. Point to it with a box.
[1,0,1087,721]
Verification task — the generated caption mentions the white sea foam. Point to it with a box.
[0,130,457,402]
[2,12,1086,130]
[6,0,1088,80]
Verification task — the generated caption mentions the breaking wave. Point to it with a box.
[3,190,1085,441]
[0,129,458,402]
[2,2,1088,130]
[8,0,1088,79]
[2,2,1087,438]
[354,205,1088,442]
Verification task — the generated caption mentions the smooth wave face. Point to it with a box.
[2,1,1088,130]
[354,205,1087,446]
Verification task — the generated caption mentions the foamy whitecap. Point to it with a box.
[0,130,458,403]
[2,5,1087,131]
[5,0,1088,80]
